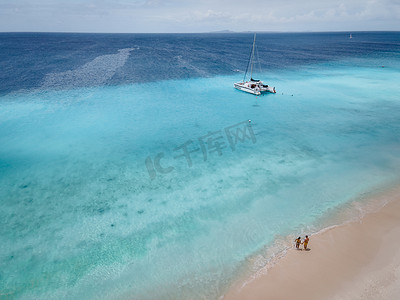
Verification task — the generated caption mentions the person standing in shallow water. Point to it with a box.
[303,235,309,250]
[295,237,302,249]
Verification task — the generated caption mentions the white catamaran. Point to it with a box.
[234,33,276,95]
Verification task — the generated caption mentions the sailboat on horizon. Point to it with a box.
[234,33,276,95]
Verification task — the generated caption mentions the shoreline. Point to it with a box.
[223,185,400,300]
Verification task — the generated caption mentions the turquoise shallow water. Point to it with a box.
[1,56,400,299]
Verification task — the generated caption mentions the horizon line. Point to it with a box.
[1,30,399,35]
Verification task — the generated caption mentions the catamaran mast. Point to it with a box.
[250,33,256,80]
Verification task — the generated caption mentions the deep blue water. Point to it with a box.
[0,32,400,299]
[1,32,399,95]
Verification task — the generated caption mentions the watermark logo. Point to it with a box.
[145,120,256,180]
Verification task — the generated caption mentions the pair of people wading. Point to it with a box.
[295,235,309,250]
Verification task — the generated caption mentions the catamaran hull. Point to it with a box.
[261,86,276,93]
[234,83,261,95]
[234,82,276,95]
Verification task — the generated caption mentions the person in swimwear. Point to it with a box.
[303,235,309,250]
[295,237,302,249]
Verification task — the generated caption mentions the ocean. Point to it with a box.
[1,32,400,299]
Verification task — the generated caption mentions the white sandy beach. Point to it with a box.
[223,186,400,300]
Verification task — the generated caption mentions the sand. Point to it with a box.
[223,186,400,300]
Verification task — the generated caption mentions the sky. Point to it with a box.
[0,0,399,33]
